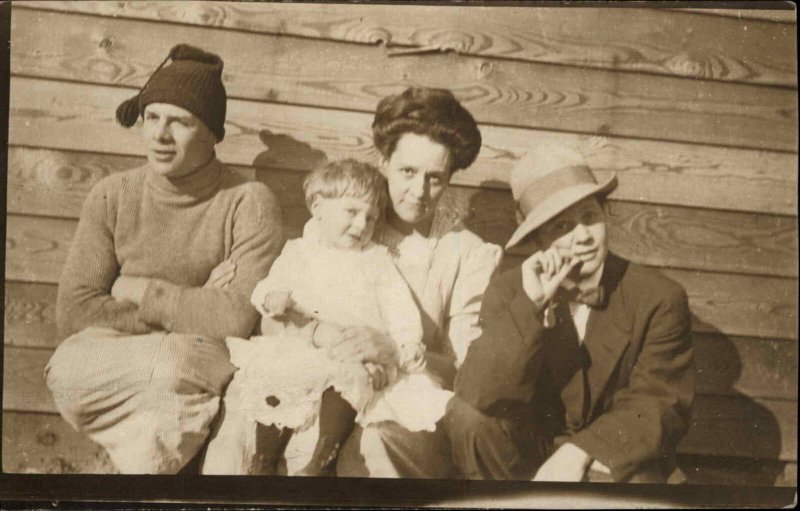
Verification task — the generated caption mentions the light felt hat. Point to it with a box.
[505,144,617,249]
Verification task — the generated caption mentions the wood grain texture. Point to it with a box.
[5,215,76,285]
[3,347,57,414]
[5,281,794,400]
[7,178,798,281]
[2,411,116,474]
[7,148,797,277]
[6,211,797,339]
[1,410,795,482]
[9,79,798,215]
[3,346,794,461]
[15,2,797,86]
[5,148,256,218]
[4,282,58,349]
[675,8,797,23]
[442,187,798,278]
[10,8,798,152]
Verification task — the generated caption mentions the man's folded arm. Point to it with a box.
[137,185,284,339]
[56,182,152,338]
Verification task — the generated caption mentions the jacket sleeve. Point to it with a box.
[569,285,694,482]
[454,267,551,413]
[138,183,284,339]
[56,181,152,338]
[447,241,503,367]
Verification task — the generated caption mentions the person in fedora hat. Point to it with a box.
[444,144,694,483]
[44,44,284,474]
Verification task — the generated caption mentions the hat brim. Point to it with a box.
[505,174,618,249]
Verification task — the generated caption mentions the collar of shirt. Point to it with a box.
[566,262,605,342]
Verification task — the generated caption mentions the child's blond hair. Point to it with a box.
[303,158,388,212]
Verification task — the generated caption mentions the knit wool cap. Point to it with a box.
[116,44,227,142]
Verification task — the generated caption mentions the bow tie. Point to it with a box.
[559,286,605,307]
[541,285,605,328]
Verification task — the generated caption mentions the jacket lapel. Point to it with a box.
[582,253,631,414]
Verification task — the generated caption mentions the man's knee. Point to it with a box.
[444,394,500,444]
[155,334,235,396]
[444,395,515,462]
[45,338,92,427]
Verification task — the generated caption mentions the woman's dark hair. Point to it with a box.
[372,87,482,173]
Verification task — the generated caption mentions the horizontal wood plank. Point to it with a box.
[441,187,797,278]
[4,346,794,461]
[3,282,58,349]
[5,281,795,400]
[693,334,797,400]
[2,411,116,473]
[5,215,77,285]
[6,212,797,340]
[2,410,795,483]
[7,148,797,277]
[6,177,798,281]
[9,8,798,152]
[3,347,57,414]
[679,395,796,461]
[15,2,797,86]
[9,79,798,216]
[674,8,797,23]
[498,254,796,341]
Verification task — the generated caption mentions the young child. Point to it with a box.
[205,159,453,476]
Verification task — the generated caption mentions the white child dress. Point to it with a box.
[201,220,453,474]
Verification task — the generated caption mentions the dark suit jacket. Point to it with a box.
[455,253,694,482]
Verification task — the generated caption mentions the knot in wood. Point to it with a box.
[98,36,113,50]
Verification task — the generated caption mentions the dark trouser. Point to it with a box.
[445,395,677,483]
[444,395,554,480]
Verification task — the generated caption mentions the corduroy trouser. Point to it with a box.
[45,327,235,474]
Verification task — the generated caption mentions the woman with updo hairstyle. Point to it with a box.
[286,87,502,478]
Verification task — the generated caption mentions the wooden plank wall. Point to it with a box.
[4,2,797,485]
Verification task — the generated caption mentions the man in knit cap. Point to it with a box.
[44,44,284,474]
[445,144,693,483]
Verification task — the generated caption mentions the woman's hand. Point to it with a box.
[205,260,236,289]
[328,326,398,366]
[111,275,152,306]
[364,362,389,390]
[312,321,346,350]
[521,247,581,308]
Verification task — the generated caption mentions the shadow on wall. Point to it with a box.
[251,129,328,239]
[677,319,784,486]
[253,129,328,172]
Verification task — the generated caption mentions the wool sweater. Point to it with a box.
[56,158,284,340]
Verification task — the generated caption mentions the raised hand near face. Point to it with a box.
[520,246,582,309]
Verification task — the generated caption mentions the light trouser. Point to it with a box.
[45,327,235,474]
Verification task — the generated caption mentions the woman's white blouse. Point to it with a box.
[376,224,503,367]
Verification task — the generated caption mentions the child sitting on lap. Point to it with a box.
[203,159,452,476]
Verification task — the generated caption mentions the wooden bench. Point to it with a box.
[3,2,796,485]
